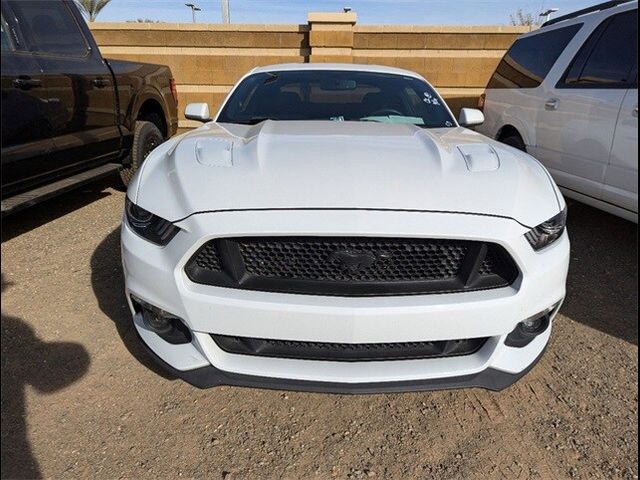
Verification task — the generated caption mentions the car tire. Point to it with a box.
[500,134,526,152]
[119,120,164,187]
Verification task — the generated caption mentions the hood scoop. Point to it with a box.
[457,144,500,172]
[195,137,233,167]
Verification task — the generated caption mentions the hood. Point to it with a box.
[132,120,562,227]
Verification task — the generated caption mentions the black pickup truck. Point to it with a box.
[1,0,178,215]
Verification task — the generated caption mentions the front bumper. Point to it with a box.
[121,209,569,392]
[139,331,548,393]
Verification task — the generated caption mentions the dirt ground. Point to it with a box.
[1,177,637,480]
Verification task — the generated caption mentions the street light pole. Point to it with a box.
[185,3,201,23]
[539,8,559,23]
[221,0,230,23]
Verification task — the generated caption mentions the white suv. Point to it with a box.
[478,0,638,222]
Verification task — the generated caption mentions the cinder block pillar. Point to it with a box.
[307,12,357,63]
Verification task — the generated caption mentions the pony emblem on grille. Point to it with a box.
[328,250,379,272]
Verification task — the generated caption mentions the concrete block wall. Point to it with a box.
[353,25,528,115]
[89,15,528,131]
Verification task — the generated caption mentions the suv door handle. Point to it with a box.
[633,106,638,117]
[544,98,559,111]
[12,77,41,90]
[92,78,109,88]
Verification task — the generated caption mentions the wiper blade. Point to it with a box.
[359,117,387,123]
[235,117,273,125]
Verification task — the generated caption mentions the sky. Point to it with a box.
[95,0,600,25]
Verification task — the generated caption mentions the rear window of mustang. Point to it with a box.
[217,70,456,128]
[487,23,582,89]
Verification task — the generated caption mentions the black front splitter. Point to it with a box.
[139,334,545,394]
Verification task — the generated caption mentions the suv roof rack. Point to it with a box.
[541,0,635,27]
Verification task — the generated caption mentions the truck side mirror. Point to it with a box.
[185,103,212,122]
[458,108,485,127]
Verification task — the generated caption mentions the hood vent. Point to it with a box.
[457,144,500,172]
[195,137,233,167]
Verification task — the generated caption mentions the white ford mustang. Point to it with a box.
[121,64,570,393]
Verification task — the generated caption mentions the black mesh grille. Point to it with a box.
[185,236,519,297]
[239,238,467,282]
[478,249,499,275]
[193,242,223,271]
[212,334,489,362]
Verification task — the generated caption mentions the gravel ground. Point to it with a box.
[1,177,637,479]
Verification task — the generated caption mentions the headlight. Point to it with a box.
[125,197,179,246]
[525,207,567,251]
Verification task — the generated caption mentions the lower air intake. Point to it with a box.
[212,335,489,362]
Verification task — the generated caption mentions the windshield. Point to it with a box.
[217,70,457,128]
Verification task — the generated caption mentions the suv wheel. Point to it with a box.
[120,120,163,186]
[500,133,526,152]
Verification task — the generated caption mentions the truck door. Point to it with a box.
[0,5,54,196]
[5,0,120,176]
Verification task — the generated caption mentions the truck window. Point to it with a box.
[559,9,638,88]
[7,0,89,57]
[487,24,582,89]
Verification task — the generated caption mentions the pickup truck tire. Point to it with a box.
[119,120,163,186]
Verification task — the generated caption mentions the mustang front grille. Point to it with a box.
[212,334,489,362]
[184,236,519,296]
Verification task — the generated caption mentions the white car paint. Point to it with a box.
[458,107,485,127]
[478,1,638,222]
[122,63,570,391]
[133,121,561,228]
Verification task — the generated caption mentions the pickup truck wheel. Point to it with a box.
[119,120,163,186]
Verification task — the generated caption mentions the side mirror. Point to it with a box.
[185,103,211,122]
[458,108,485,127]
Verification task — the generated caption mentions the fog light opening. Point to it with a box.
[505,303,559,348]
[130,295,192,345]
[521,315,546,335]
[142,308,173,334]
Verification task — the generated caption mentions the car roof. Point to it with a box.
[250,63,426,80]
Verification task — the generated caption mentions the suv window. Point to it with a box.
[1,14,15,51]
[487,24,582,89]
[7,0,89,56]
[559,9,638,88]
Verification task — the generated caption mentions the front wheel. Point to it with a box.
[119,120,163,187]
